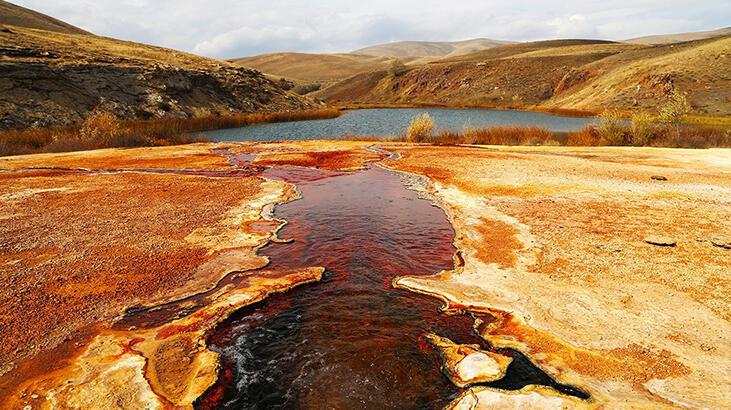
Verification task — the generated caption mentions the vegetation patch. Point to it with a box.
[0,109,341,156]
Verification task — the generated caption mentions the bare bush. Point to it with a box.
[658,90,691,125]
[597,110,627,145]
[293,83,321,95]
[630,111,654,146]
[79,113,121,145]
[406,113,435,143]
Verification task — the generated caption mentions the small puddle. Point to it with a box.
[191,160,588,408]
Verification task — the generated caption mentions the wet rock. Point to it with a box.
[710,238,731,250]
[650,175,668,181]
[644,235,676,247]
[448,386,589,410]
[424,333,512,388]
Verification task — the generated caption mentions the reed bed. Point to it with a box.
[397,112,730,148]
[0,108,341,156]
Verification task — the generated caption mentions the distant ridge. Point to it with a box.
[625,27,731,45]
[0,0,90,34]
[351,38,515,60]
[232,52,394,85]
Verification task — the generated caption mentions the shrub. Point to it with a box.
[389,60,408,76]
[566,126,601,146]
[630,111,654,146]
[79,112,121,145]
[279,78,295,91]
[0,109,341,156]
[293,83,321,95]
[406,113,435,143]
[597,110,627,145]
[658,90,691,125]
[412,125,555,146]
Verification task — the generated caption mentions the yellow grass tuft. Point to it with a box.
[406,113,435,143]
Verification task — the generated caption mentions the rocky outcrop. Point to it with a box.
[0,26,317,129]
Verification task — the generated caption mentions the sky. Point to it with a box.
[15,0,731,58]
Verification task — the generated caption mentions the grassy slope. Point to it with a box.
[317,37,731,116]
[549,36,731,116]
[625,26,731,45]
[232,52,394,85]
[232,39,516,86]
[0,0,89,34]
[2,25,242,70]
[352,38,514,59]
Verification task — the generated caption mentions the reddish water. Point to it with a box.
[196,164,587,409]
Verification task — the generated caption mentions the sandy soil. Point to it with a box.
[1,141,729,408]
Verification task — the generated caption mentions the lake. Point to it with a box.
[203,108,596,142]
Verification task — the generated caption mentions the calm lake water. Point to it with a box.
[204,108,595,142]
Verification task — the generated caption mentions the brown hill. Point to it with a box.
[352,38,514,60]
[232,52,393,85]
[0,26,316,129]
[0,0,89,35]
[625,27,731,45]
[317,37,731,116]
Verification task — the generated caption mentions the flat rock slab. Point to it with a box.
[448,386,590,410]
[644,235,677,247]
[711,238,731,249]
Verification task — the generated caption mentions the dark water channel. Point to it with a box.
[189,162,587,409]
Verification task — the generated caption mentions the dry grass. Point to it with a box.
[567,123,730,148]
[0,109,341,157]
[406,113,435,142]
[386,118,729,149]
[429,126,558,146]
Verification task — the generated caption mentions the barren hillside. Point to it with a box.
[0,0,89,35]
[625,26,731,45]
[317,37,731,116]
[352,38,514,59]
[0,26,316,129]
[232,52,393,85]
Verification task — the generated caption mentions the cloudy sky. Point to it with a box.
[15,0,730,58]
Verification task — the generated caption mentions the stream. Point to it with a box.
[192,158,587,409]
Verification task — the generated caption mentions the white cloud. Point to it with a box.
[12,0,731,58]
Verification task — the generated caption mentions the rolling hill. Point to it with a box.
[232,38,514,90]
[232,52,394,85]
[0,4,315,130]
[351,38,514,60]
[625,26,731,45]
[0,0,89,35]
[316,37,731,116]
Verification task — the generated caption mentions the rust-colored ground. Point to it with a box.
[0,142,378,407]
[1,141,729,409]
[386,144,731,408]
